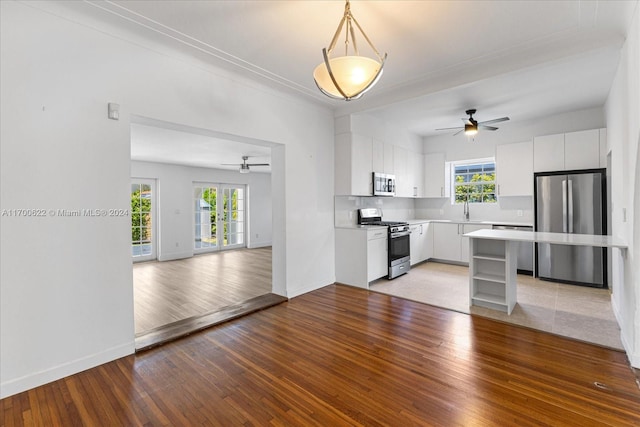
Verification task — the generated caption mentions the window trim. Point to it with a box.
[448,157,496,205]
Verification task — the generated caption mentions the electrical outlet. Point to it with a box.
[439,209,444,216]
[517,210,523,217]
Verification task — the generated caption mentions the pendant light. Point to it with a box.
[313,0,386,101]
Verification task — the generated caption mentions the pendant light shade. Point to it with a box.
[314,0,386,101]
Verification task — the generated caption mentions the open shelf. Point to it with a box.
[469,237,516,315]
[472,292,507,306]
[472,272,506,284]
[473,253,506,262]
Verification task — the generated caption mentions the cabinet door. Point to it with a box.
[409,153,424,197]
[351,134,373,196]
[534,134,564,172]
[496,141,533,196]
[564,129,600,170]
[372,138,384,172]
[433,223,462,261]
[367,232,388,281]
[409,224,422,265]
[393,145,409,197]
[424,153,446,197]
[383,142,394,174]
[423,222,433,260]
[460,224,492,262]
[599,128,607,168]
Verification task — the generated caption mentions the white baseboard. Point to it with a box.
[157,251,193,261]
[0,341,135,399]
[610,295,639,368]
[247,241,272,249]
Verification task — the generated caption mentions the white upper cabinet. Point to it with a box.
[599,128,607,168]
[534,128,603,173]
[335,132,373,196]
[423,152,446,198]
[496,140,533,196]
[393,145,409,197]
[564,129,600,170]
[533,133,565,172]
[409,153,425,197]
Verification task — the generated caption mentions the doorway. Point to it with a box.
[129,116,284,344]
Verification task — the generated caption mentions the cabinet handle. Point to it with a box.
[440,187,444,197]
[497,184,500,195]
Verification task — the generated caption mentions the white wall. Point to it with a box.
[131,161,273,260]
[605,2,640,367]
[0,1,335,398]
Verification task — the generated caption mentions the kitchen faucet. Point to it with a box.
[463,199,470,221]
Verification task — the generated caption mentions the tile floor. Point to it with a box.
[370,261,623,350]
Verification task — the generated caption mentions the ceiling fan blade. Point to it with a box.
[435,126,464,131]
[453,129,465,136]
[478,117,509,125]
[221,163,242,166]
[461,118,473,125]
[247,163,270,167]
[478,125,499,131]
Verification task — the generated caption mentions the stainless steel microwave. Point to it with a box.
[372,172,396,196]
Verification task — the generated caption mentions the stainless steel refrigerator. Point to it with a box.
[534,169,607,287]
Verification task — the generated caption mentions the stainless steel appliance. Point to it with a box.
[493,224,533,275]
[372,172,396,196]
[357,208,410,279]
[534,169,607,287]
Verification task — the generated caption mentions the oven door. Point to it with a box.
[388,231,410,278]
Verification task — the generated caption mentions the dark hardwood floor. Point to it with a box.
[2,284,639,426]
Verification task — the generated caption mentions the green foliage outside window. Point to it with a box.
[131,187,151,242]
[453,162,496,203]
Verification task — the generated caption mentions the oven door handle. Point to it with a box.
[390,231,411,238]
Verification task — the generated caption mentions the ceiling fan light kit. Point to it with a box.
[313,0,386,101]
[222,156,270,174]
[436,109,509,138]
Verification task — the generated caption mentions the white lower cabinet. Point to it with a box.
[432,222,492,263]
[409,222,432,265]
[335,228,387,289]
[433,223,461,261]
[367,229,388,281]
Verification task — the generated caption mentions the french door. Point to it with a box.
[131,178,156,262]
[194,183,245,252]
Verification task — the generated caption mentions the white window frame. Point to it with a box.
[131,178,157,262]
[448,157,497,204]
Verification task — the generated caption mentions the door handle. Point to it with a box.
[568,179,574,233]
[562,179,567,233]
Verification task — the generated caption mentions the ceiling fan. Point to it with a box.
[436,109,510,136]
[222,156,270,174]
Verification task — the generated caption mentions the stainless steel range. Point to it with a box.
[357,208,411,279]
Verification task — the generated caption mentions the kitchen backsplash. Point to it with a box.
[335,195,534,227]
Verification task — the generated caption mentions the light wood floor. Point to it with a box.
[371,261,623,349]
[3,284,639,426]
[133,247,272,335]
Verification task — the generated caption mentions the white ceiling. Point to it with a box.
[81,0,638,166]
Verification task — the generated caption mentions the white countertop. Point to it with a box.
[337,219,534,229]
[464,229,628,249]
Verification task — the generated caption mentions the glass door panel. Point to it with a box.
[222,186,245,248]
[194,184,218,251]
[131,179,156,261]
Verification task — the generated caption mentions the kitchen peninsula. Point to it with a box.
[465,229,628,314]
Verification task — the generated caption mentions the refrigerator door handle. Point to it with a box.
[568,179,574,233]
[562,179,568,233]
